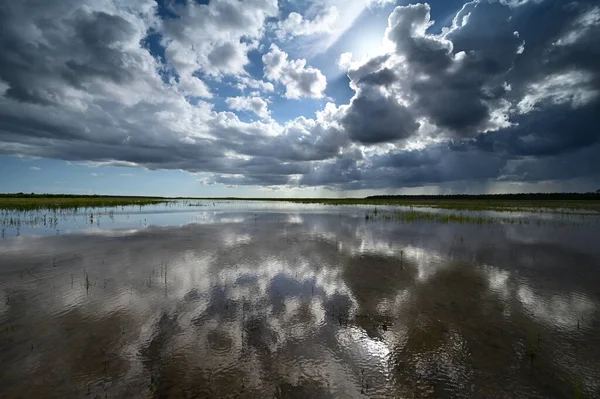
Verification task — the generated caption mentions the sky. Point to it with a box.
[0,0,599,197]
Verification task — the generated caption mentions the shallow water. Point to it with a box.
[1,202,599,398]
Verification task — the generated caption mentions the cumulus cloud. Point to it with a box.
[215,104,349,164]
[160,0,277,78]
[341,88,419,144]
[321,0,600,188]
[0,0,162,108]
[226,96,271,119]
[235,77,275,93]
[178,74,212,98]
[378,2,521,134]
[337,52,354,70]
[277,6,340,39]
[262,44,327,99]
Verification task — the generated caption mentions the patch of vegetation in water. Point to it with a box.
[363,208,596,227]
[365,209,522,225]
[284,198,600,214]
[182,193,600,214]
[0,194,168,210]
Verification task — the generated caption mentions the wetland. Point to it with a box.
[0,199,599,398]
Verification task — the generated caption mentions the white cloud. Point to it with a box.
[277,6,339,39]
[196,177,215,186]
[337,52,354,70]
[553,6,600,47]
[0,79,9,95]
[235,76,275,93]
[177,74,212,98]
[289,0,394,56]
[29,166,41,171]
[517,70,599,114]
[262,44,327,99]
[160,0,277,78]
[500,0,547,7]
[226,96,271,119]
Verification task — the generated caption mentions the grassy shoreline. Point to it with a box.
[0,195,168,210]
[256,198,600,212]
[1,193,599,212]
[180,196,600,212]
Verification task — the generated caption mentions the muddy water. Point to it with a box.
[0,204,599,398]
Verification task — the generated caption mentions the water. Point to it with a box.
[0,201,599,398]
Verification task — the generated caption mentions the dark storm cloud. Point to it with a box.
[474,101,600,157]
[357,68,397,87]
[212,173,291,187]
[216,122,349,162]
[342,56,419,145]
[350,143,507,190]
[0,1,155,105]
[445,1,522,74]
[386,4,453,73]
[305,0,600,190]
[342,0,599,141]
[341,89,419,144]
[299,155,362,187]
[501,142,600,182]
[501,0,600,100]
[382,2,521,134]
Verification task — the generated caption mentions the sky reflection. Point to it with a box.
[0,207,599,397]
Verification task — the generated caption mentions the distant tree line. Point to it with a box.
[365,192,600,200]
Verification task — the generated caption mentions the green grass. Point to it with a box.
[361,208,597,226]
[364,209,530,225]
[0,194,168,210]
[1,193,600,213]
[574,375,583,399]
[169,195,600,213]
[248,198,600,213]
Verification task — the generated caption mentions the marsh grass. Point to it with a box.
[362,207,598,226]
[0,194,168,211]
[85,272,91,292]
[213,196,600,214]
[524,330,541,365]
[1,196,597,238]
[365,209,520,225]
[4,193,599,213]
[573,375,583,398]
